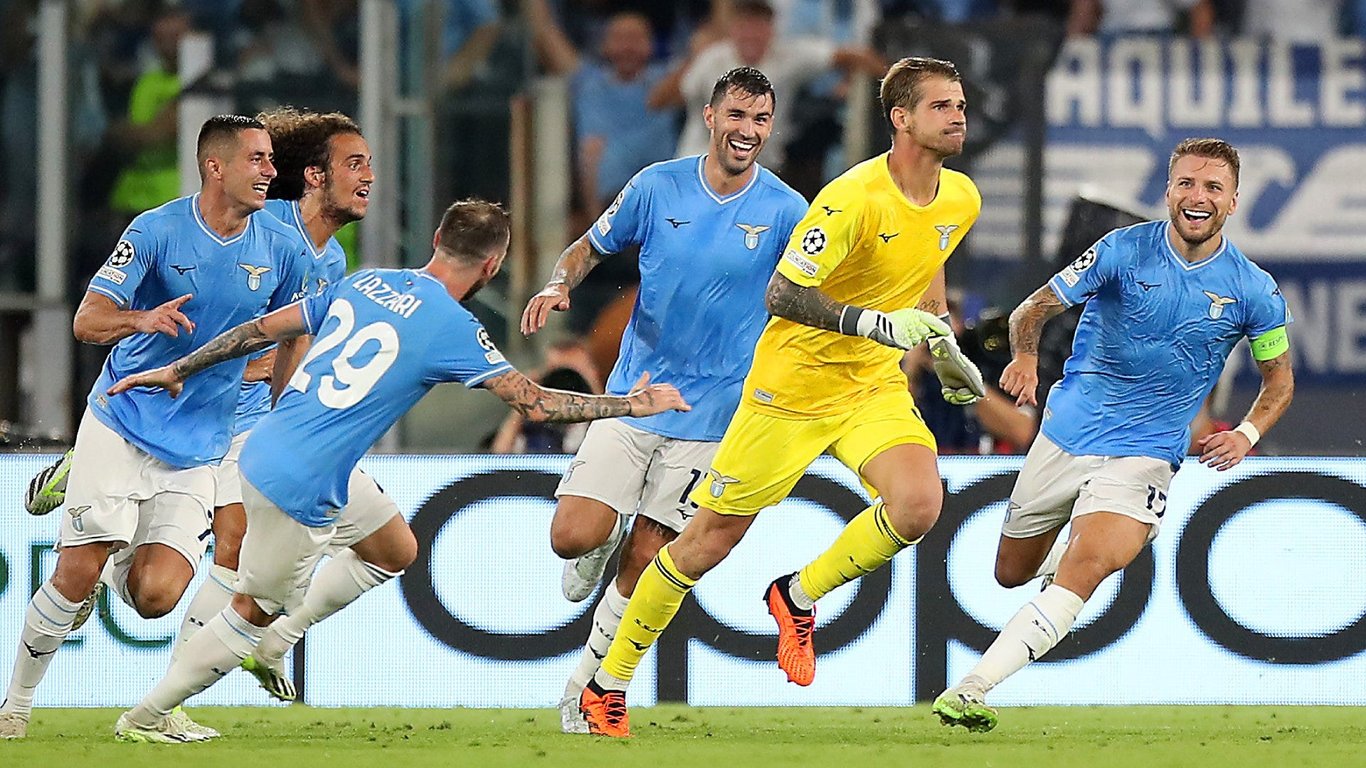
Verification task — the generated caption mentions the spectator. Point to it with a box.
[650,0,885,173]
[397,0,502,93]
[299,0,360,89]
[1241,0,1345,41]
[105,7,190,218]
[1067,0,1215,37]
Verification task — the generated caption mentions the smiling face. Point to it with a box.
[222,128,277,211]
[704,86,774,176]
[317,132,373,223]
[1166,153,1238,247]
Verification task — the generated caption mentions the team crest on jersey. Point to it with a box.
[705,469,739,498]
[108,239,135,267]
[934,224,959,251]
[239,264,272,291]
[1203,290,1237,320]
[736,223,770,250]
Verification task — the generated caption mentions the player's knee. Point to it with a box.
[131,582,186,619]
[50,548,106,602]
[549,515,609,559]
[882,490,941,542]
[993,560,1034,589]
[373,529,419,574]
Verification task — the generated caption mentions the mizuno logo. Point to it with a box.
[665,217,690,228]
[1137,280,1161,291]
[23,642,55,659]
[171,265,196,275]
[627,639,649,651]
[821,205,841,216]
[878,232,899,243]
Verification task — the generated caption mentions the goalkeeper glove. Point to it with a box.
[929,333,986,405]
[842,307,950,351]
[26,448,72,516]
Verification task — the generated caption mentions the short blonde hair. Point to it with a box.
[878,57,961,132]
[1170,138,1241,187]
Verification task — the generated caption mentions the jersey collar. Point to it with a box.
[695,154,761,205]
[191,193,248,246]
[288,200,326,259]
[1162,223,1228,271]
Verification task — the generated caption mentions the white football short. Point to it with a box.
[555,418,718,533]
[237,468,401,614]
[59,408,215,570]
[1003,432,1175,541]
[212,430,249,508]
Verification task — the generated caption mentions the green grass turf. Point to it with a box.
[3,705,1362,768]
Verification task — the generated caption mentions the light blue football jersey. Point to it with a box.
[1043,221,1290,467]
[232,199,351,437]
[240,268,513,525]
[89,195,312,468]
[588,155,807,441]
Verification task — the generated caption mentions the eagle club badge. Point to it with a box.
[934,224,959,251]
[1203,290,1237,319]
[736,223,770,250]
[239,264,272,291]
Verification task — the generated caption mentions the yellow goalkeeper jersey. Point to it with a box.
[744,152,981,418]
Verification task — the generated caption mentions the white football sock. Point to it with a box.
[1034,534,1069,581]
[253,550,396,666]
[1,582,82,718]
[172,564,237,661]
[565,583,629,698]
[967,585,1085,691]
[126,607,264,726]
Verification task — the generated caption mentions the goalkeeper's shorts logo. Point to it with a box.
[705,469,739,498]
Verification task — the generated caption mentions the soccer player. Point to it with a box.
[520,66,807,733]
[577,57,986,738]
[171,109,371,699]
[932,138,1294,733]
[0,115,312,740]
[105,199,689,743]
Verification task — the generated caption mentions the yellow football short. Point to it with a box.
[689,387,936,516]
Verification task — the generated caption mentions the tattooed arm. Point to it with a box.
[521,234,607,336]
[765,271,951,349]
[480,370,688,423]
[1198,351,1294,471]
[106,304,309,398]
[999,284,1068,407]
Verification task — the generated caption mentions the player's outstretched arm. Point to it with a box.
[1199,350,1294,471]
[73,291,195,345]
[106,304,309,398]
[764,272,948,350]
[999,284,1067,407]
[481,370,689,423]
[521,234,606,336]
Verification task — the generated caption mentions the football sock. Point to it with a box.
[597,545,695,686]
[967,585,1085,690]
[1,582,81,718]
[795,501,916,604]
[566,583,628,697]
[253,550,397,666]
[172,564,237,661]
[127,606,264,725]
[1034,533,1069,580]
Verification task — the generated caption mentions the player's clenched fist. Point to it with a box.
[521,281,570,336]
[624,372,690,416]
[134,293,195,338]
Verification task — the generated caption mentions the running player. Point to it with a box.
[171,109,370,697]
[106,199,689,742]
[520,66,806,733]
[0,115,312,740]
[577,57,986,737]
[932,138,1294,733]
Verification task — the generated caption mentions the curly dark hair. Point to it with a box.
[256,107,362,201]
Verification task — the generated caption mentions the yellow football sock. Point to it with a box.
[797,501,916,602]
[600,544,696,682]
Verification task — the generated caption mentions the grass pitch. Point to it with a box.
[3,705,1360,768]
